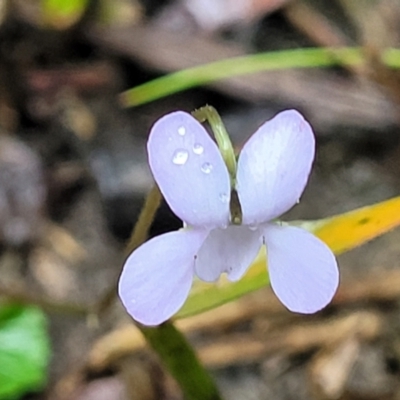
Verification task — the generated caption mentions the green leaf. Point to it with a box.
[0,304,50,399]
[176,196,400,319]
[120,47,400,108]
[41,0,89,29]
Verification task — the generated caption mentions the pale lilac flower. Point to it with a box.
[119,110,339,326]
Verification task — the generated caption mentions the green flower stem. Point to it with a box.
[120,47,400,108]
[192,105,242,225]
[192,105,236,183]
[139,321,223,400]
[123,185,223,399]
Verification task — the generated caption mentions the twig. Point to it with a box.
[124,185,162,256]
[88,268,400,371]
[90,185,162,317]
[0,283,88,316]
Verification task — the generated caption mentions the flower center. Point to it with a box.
[230,189,242,225]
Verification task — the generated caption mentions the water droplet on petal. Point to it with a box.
[178,126,186,136]
[193,143,204,155]
[296,199,300,204]
[248,225,258,231]
[219,193,229,203]
[201,162,213,173]
[172,149,189,165]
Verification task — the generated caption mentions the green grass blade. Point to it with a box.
[120,47,400,108]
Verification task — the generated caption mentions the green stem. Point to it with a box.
[192,105,236,183]
[122,186,223,399]
[139,321,223,400]
[192,105,242,225]
[120,47,400,108]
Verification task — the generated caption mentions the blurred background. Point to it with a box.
[1,0,400,399]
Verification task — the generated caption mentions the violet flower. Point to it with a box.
[119,110,339,326]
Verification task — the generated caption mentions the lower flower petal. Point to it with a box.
[118,229,208,325]
[195,225,262,282]
[263,224,339,313]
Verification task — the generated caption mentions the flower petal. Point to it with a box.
[263,224,339,313]
[195,225,262,282]
[236,110,315,225]
[148,111,231,228]
[119,229,208,325]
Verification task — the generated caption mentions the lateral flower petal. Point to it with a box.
[119,229,208,325]
[195,225,262,282]
[236,110,315,226]
[263,224,339,313]
[148,111,231,229]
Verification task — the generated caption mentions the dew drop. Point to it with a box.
[172,149,189,165]
[177,126,186,136]
[249,225,258,231]
[219,193,229,203]
[193,143,204,155]
[201,162,213,173]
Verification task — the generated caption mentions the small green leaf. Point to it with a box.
[42,0,89,29]
[0,304,51,399]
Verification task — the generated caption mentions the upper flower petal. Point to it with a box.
[263,224,339,313]
[119,229,208,325]
[148,111,231,228]
[236,110,315,225]
[195,225,262,282]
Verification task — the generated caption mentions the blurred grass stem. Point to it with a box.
[124,185,162,255]
[92,185,162,316]
[120,47,400,107]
